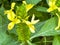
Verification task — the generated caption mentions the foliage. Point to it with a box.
[0,0,60,45]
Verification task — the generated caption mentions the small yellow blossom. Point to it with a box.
[55,13,60,30]
[23,1,34,12]
[5,2,20,30]
[47,0,57,12]
[24,14,39,33]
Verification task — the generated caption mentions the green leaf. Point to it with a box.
[31,17,60,39]
[0,6,5,16]
[35,6,48,12]
[26,0,42,5]
[0,15,19,45]
[53,36,60,45]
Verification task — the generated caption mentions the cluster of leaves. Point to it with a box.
[0,0,60,45]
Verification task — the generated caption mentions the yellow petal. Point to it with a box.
[26,4,34,12]
[31,14,35,22]
[22,1,26,4]
[47,5,57,12]
[58,7,60,12]
[55,26,60,30]
[55,13,60,30]
[31,20,39,24]
[24,20,31,24]
[49,0,56,7]
[4,10,9,15]
[23,1,34,12]
[31,14,39,24]
[14,18,20,24]
[24,20,35,33]
[7,10,16,21]
[28,24,35,33]
[11,2,16,10]
[8,22,15,30]
[47,7,53,12]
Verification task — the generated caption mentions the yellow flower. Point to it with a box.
[8,17,20,30]
[23,1,34,12]
[5,2,20,30]
[24,14,39,33]
[47,0,57,12]
[55,13,60,30]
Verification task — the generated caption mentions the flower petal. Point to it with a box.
[49,0,56,7]
[24,20,31,24]
[7,10,16,21]
[55,26,60,30]
[4,10,10,15]
[47,5,57,12]
[31,20,39,24]
[58,7,60,12]
[23,1,34,12]
[31,14,39,24]
[28,24,35,33]
[24,20,35,33]
[31,14,35,22]
[55,13,60,30]
[26,4,34,12]
[11,2,16,10]
[47,7,53,12]
[8,22,15,30]
[22,1,26,4]
[15,18,20,24]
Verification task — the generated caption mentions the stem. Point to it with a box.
[24,41,28,45]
